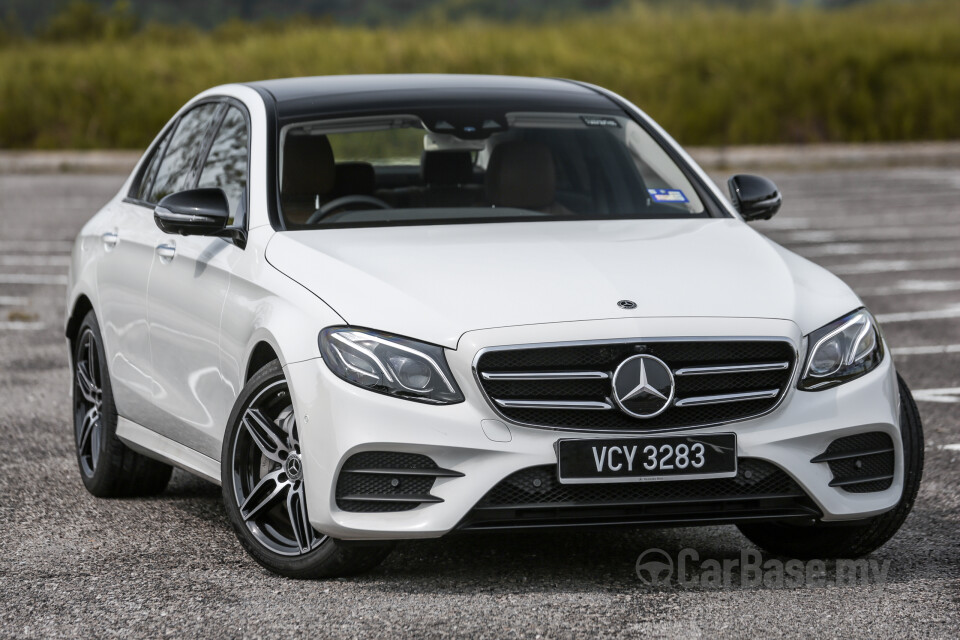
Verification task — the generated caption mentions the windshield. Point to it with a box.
[279,112,716,228]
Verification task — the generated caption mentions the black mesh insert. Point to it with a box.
[336,452,443,513]
[477,459,803,507]
[459,459,818,530]
[476,340,795,430]
[820,432,895,493]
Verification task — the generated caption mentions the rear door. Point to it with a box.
[94,119,176,426]
[146,103,251,458]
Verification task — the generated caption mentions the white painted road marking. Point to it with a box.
[876,306,960,324]
[797,240,960,258]
[829,256,960,275]
[0,240,73,253]
[778,225,960,244]
[912,388,960,403]
[0,274,68,285]
[0,296,29,306]
[0,255,71,266]
[940,444,960,451]
[0,321,45,331]
[893,344,960,356]
[858,280,960,297]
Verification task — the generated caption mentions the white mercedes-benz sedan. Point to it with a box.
[66,75,923,578]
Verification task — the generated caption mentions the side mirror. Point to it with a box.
[154,188,230,236]
[727,174,782,221]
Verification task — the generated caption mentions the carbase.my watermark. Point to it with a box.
[635,547,891,589]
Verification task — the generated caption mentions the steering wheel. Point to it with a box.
[306,195,392,224]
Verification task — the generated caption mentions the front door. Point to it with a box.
[147,104,250,458]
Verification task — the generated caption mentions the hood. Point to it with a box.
[266,219,861,348]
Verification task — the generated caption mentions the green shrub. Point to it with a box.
[1,0,958,149]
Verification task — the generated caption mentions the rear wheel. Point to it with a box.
[737,373,924,558]
[72,311,172,497]
[221,360,393,578]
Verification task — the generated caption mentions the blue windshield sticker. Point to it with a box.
[648,188,689,204]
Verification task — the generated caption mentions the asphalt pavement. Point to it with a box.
[1,167,958,638]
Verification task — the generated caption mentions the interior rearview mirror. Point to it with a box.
[154,188,230,236]
[727,174,782,221]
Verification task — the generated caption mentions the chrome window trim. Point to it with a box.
[471,336,800,435]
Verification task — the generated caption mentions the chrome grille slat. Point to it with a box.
[482,371,609,381]
[674,362,790,376]
[474,338,797,431]
[493,399,613,410]
[673,389,780,407]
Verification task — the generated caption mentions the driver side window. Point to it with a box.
[147,102,221,204]
[197,106,249,227]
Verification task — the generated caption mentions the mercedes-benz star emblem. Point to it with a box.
[617,300,637,310]
[612,354,675,418]
[284,455,303,481]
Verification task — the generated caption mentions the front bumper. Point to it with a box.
[285,317,902,540]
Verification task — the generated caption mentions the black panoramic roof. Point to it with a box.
[244,74,622,122]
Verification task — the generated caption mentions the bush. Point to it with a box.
[0,0,957,148]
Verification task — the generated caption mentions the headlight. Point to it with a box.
[319,327,464,404]
[798,308,884,391]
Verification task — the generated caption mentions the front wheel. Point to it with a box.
[737,373,924,558]
[221,360,393,578]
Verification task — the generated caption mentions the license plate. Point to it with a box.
[556,433,737,484]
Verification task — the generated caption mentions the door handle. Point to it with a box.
[155,243,177,262]
[101,231,119,251]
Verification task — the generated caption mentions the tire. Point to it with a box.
[221,360,394,579]
[737,373,924,559]
[72,311,173,497]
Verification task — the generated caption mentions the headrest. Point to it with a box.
[485,140,556,209]
[282,134,335,196]
[333,162,376,197]
[422,150,473,187]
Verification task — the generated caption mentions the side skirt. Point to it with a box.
[116,416,221,485]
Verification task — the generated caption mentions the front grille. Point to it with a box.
[474,340,796,431]
[335,452,462,512]
[458,458,819,530]
[812,432,895,493]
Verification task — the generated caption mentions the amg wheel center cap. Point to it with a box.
[284,455,303,481]
[612,354,675,418]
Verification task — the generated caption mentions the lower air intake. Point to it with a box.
[812,432,895,493]
[335,451,462,513]
[457,458,819,530]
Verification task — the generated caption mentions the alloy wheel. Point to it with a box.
[74,328,104,477]
[231,380,327,556]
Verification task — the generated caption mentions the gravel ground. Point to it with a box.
[1,168,958,638]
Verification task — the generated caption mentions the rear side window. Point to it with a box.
[198,106,249,226]
[148,103,220,204]
[133,127,172,202]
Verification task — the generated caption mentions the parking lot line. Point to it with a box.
[875,306,960,324]
[0,274,69,285]
[857,280,960,297]
[796,240,960,258]
[892,344,960,356]
[0,255,72,266]
[912,388,960,403]
[0,296,29,306]
[828,256,960,275]
[777,225,960,244]
[0,240,73,253]
[0,321,45,331]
